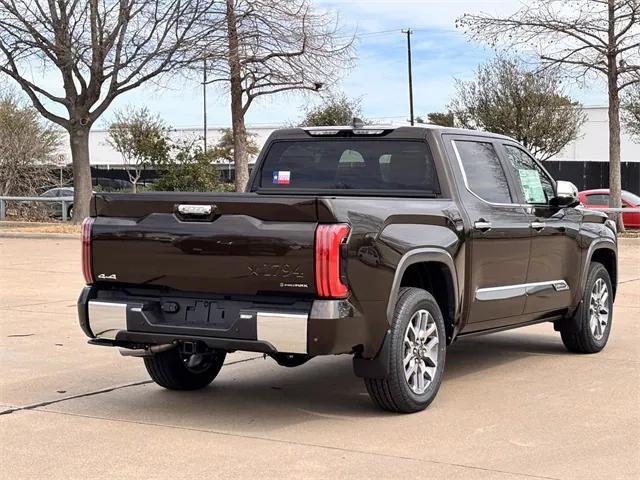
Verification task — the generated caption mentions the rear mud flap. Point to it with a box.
[352,331,390,379]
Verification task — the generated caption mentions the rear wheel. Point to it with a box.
[144,347,226,390]
[560,262,613,353]
[364,287,446,413]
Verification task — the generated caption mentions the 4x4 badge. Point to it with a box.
[97,273,117,280]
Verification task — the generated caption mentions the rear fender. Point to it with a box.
[353,248,459,379]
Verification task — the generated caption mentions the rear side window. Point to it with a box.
[258,140,440,195]
[454,140,512,203]
[585,194,609,205]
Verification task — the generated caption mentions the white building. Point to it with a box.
[63,125,280,168]
[66,106,638,168]
[552,106,640,163]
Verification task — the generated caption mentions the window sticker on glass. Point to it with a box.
[272,170,291,185]
[518,169,546,203]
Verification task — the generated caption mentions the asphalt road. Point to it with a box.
[1,237,638,480]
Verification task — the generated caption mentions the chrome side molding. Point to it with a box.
[476,280,570,301]
[552,280,569,291]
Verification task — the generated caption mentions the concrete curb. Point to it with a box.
[0,231,79,240]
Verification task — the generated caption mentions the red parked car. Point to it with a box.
[578,189,640,228]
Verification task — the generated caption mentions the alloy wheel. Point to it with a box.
[589,278,610,340]
[403,309,439,394]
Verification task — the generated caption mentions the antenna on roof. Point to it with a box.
[352,117,364,128]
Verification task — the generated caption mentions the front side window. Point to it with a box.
[503,145,555,204]
[454,140,512,203]
[258,140,440,195]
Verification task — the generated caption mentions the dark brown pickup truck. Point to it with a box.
[78,125,617,413]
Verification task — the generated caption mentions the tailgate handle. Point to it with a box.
[177,204,213,216]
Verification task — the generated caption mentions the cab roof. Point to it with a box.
[270,124,516,142]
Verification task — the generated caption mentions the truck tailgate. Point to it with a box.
[90,193,325,295]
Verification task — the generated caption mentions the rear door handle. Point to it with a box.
[530,221,546,231]
[473,220,492,232]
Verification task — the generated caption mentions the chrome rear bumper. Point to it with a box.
[78,287,361,356]
[88,301,127,340]
[84,299,311,354]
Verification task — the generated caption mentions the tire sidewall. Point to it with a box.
[388,288,447,411]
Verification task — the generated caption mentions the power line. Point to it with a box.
[401,28,415,126]
[352,26,459,40]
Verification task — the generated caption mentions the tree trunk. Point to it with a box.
[69,127,93,223]
[607,0,624,232]
[226,0,249,192]
[607,80,624,232]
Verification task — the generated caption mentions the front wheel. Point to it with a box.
[560,262,613,354]
[144,347,226,390]
[364,287,447,413]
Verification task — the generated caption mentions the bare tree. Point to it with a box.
[458,0,640,230]
[0,0,215,221]
[107,107,170,192]
[450,57,587,161]
[202,0,354,191]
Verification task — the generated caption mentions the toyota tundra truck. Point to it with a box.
[77,125,617,413]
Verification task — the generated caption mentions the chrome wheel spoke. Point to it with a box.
[403,347,414,367]
[416,362,425,392]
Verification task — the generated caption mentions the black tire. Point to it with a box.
[560,262,613,354]
[364,287,447,413]
[144,347,226,390]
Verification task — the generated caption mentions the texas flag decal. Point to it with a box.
[272,170,291,185]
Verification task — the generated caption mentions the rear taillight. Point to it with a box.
[315,223,350,298]
[81,217,94,284]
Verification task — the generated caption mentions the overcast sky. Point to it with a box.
[14,0,610,129]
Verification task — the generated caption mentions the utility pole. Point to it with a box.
[401,28,414,126]
[203,58,208,153]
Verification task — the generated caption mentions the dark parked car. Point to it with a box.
[40,187,74,219]
[578,189,640,229]
[77,125,617,413]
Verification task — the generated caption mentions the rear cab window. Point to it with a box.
[256,139,441,196]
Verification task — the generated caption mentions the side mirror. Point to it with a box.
[552,180,580,208]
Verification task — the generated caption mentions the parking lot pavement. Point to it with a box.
[1,237,638,480]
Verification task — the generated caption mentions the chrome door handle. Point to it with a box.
[530,221,546,231]
[473,221,492,232]
[178,204,212,216]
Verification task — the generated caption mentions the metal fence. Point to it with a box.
[544,161,640,195]
[0,196,74,221]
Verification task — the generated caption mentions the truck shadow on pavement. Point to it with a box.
[52,329,571,432]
